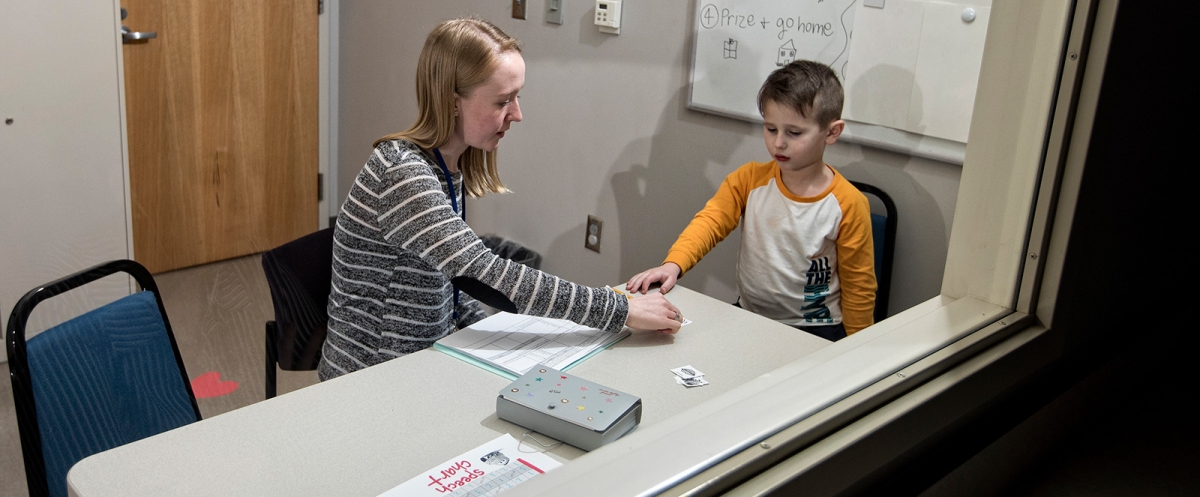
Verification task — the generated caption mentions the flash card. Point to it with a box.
[671,365,705,380]
[675,376,709,387]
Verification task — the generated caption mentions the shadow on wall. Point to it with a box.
[574,8,611,48]
[846,63,924,138]
[539,85,756,302]
[840,64,956,316]
[837,147,949,318]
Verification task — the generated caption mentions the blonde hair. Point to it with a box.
[375,17,521,197]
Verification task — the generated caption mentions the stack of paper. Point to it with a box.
[434,312,629,380]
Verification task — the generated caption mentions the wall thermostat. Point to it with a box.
[594,0,622,35]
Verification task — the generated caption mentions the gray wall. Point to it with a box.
[338,1,961,317]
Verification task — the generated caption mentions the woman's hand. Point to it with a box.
[626,263,683,295]
[624,292,683,334]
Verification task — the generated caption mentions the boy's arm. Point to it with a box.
[663,169,751,275]
[838,192,878,335]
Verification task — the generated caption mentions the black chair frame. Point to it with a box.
[263,227,334,399]
[5,259,200,497]
[850,181,898,324]
[265,321,279,398]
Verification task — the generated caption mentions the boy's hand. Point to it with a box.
[624,292,683,334]
[626,263,683,294]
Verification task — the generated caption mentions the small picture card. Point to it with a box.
[671,365,705,380]
[675,376,709,387]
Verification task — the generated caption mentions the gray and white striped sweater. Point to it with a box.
[317,140,629,380]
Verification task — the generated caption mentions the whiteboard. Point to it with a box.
[688,0,992,164]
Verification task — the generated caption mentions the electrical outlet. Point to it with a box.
[585,216,603,253]
[512,0,527,20]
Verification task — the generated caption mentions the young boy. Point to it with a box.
[626,60,875,340]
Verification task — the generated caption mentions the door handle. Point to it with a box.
[121,25,157,43]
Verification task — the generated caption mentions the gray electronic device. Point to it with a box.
[496,364,641,451]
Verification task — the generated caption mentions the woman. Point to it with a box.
[319,18,682,380]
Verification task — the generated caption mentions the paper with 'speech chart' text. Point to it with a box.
[379,434,561,496]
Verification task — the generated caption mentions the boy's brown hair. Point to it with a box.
[757,60,844,128]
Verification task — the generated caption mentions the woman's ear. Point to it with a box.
[825,120,846,144]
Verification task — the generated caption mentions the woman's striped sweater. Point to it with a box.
[317,140,629,380]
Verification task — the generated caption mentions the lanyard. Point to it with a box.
[433,148,463,321]
[432,148,459,215]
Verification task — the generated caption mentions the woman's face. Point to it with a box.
[455,51,525,152]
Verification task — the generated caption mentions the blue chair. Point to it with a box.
[5,259,201,497]
[850,181,897,323]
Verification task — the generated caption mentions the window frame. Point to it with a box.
[510,0,1112,495]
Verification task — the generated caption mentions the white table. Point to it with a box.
[67,286,830,496]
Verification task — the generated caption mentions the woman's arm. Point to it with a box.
[371,141,629,331]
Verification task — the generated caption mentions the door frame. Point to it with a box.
[320,0,338,229]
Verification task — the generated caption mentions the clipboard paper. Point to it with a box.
[434,312,630,379]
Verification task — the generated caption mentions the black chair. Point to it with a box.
[262,227,334,398]
[850,181,898,324]
[6,259,201,497]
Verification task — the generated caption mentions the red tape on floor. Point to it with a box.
[190,371,239,398]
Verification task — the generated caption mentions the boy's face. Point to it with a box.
[761,100,844,173]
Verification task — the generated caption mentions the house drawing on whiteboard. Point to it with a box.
[777,39,797,66]
[723,38,738,59]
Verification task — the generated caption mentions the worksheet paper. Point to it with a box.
[379,434,561,496]
[434,312,630,379]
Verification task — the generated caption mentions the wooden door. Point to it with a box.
[122,0,318,274]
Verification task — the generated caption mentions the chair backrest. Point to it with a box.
[5,259,200,497]
[849,181,898,324]
[261,227,334,371]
